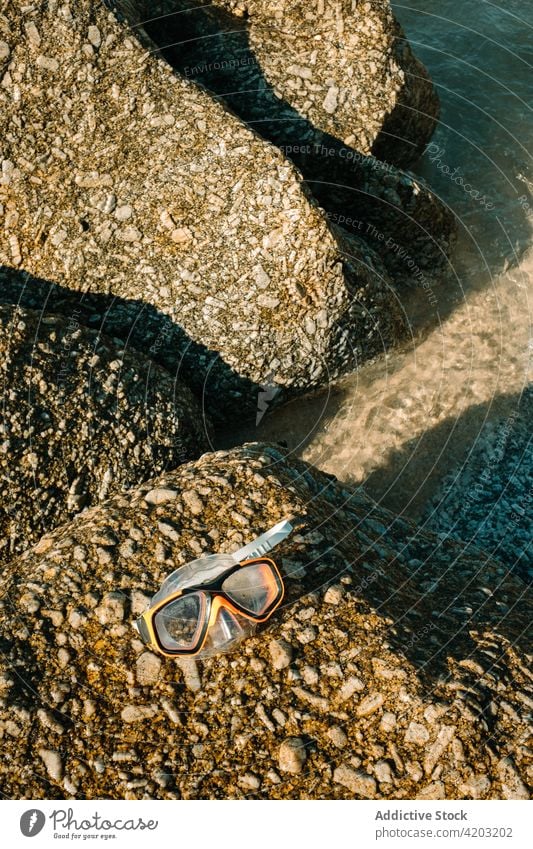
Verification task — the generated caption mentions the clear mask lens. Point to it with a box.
[154,592,205,652]
[222,561,280,615]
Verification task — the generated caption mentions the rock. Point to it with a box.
[38,749,63,782]
[356,693,384,717]
[324,585,345,605]
[405,722,430,745]
[121,705,158,723]
[375,760,394,784]
[148,0,439,168]
[278,738,307,774]
[337,676,365,702]
[269,639,293,670]
[459,774,491,799]
[0,443,530,800]
[424,725,456,776]
[136,652,162,686]
[0,304,208,563]
[334,765,377,798]
[144,488,179,506]
[327,726,348,749]
[0,1,443,426]
[497,757,529,799]
[123,0,455,286]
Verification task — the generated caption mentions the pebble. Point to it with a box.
[424,725,455,775]
[136,651,162,686]
[0,41,10,61]
[36,55,59,72]
[405,722,430,745]
[38,748,63,781]
[380,711,397,732]
[115,204,133,221]
[95,592,126,624]
[497,757,529,799]
[182,489,203,515]
[327,725,348,749]
[416,781,445,800]
[88,25,101,48]
[278,737,307,774]
[459,774,491,798]
[324,584,344,605]
[356,692,384,717]
[176,657,202,692]
[334,764,376,798]
[337,675,365,702]
[121,704,157,723]
[269,638,293,670]
[374,760,394,784]
[144,487,178,506]
[239,772,261,790]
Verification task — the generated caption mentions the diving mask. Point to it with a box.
[135,519,293,658]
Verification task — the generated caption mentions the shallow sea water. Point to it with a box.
[224,0,532,561]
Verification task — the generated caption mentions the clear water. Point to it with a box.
[225,0,532,535]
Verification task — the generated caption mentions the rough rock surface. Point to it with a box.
[0,443,530,799]
[0,0,409,423]
[131,0,439,168]
[0,303,209,563]
[116,0,455,284]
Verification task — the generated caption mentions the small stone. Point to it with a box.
[88,25,101,47]
[136,651,162,686]
[356,692,384,717]
[416,781,445,800]
[96,592,126,624]
[25,23,41,46]
[38,749,63,781]
[279,737,307,774]
[324,584,344,605]
[239,772,260,790]
[115,204,133,221]
[144,487,178,506]
[459,774,491,799]
[177,657,202,692]
[405,722,430,745]
[0,41,10,61]
[424,725,455,775]
[269,638,293,670]
[257,294,280,309]
[374,759,393,784]
[36,55,59,72]
[337,675,365,702]
[323,85,339,114]
[182,490,203,515]
[497,757,529,799]
[334,764,376,798]
[118,225,141,242]
[327,725,348,748]
[296,626,317,644]
[121,704,157,723]
[302,665,319,686]
[380,711,397,732]
[171,227,193,244]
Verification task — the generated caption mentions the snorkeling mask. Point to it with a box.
[135,519,293,658]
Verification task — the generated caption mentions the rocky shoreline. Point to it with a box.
[0,1,530,801]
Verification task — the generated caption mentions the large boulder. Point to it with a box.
[0,444,529,799]
[0,303,209,562]
[125,0,439,168]
[115,0,455,285]
[0,0,409,424]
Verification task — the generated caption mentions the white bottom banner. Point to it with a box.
[2,800,530,849]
